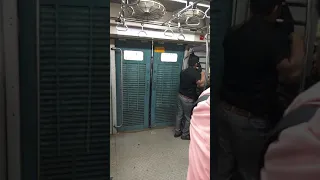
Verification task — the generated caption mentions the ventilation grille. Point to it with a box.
[39,1,110,179]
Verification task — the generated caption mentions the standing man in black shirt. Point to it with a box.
[217,0,305,180]
[174,55,205,140]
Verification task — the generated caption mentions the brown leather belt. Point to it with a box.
[222,102,254,118]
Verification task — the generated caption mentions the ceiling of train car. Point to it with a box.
[110,0,210,32]
[110,0,210,13]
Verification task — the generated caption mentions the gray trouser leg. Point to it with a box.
[175,95,184,131]
[175,94,194,136]
[217,103,268,180]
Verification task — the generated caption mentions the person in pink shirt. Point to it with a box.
[260,1,320,179]
[260,81,320,180]
[187,88,210,180]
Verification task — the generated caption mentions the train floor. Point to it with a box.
[110,127,189,180]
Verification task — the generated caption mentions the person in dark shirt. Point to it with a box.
[174,55,205,140]
[217,0,305,180]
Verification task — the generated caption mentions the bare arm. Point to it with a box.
[277,33,305,84]
[196,72,206,87]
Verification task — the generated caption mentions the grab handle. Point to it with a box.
[186,16,201,26]
[205,7,210,18]
[116,23,128,31]
[138,30,147,37]
[177,33,185,40]
[164,22,174,37]
[205,33,210,40]
[164,29,174,37]
[138,23,147,37]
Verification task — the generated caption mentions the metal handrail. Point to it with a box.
[110,47,124,128]
[299,0,313,92]
[204,32,210,89]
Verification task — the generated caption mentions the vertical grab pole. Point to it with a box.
[111,47,124,128]
[204,26,210,89]
[299,0,313,92]
[231,0,238,26]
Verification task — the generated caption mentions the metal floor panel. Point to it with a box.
[110,127,189,180]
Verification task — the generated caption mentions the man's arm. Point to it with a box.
[276,33,305,84]
[196,71,206,87]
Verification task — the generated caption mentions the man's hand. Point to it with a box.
[291,33,305,60]
[196,72,206,88]
[277,33,305,83]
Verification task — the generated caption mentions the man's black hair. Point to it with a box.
[250,0,283,16]
[188,55,200,67]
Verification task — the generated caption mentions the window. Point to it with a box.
[123,50,144,61]
[161,53,178,62]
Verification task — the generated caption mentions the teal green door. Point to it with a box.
[115,40,151,131]
[150,42,184,127]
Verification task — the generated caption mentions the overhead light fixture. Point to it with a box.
[169,0,210,8]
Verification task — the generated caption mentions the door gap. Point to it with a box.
[148,42,154,128]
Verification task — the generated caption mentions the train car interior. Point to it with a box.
[110,0,318,179]
[109,0,210,179]
[1,0,319,180]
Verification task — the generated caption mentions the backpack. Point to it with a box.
[259,105,319,173]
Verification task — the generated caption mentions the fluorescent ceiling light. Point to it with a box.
[169,0,210,8]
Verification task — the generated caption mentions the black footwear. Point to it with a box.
[174,131,182,137]
[181,135,190,140]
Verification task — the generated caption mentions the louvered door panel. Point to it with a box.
[115,40,151,131]
[153,64,181,126]
[122,63,147,127]
[39,0,110,179]
[151,43,184,127]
